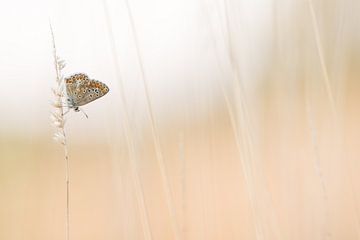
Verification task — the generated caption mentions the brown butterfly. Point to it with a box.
[64,73,109,117]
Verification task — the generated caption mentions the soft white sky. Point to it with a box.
[0,0,274,138]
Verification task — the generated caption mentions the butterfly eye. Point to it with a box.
[74,92,77,95]
[83,90,86,94]
[78,95,82,98]
[88,89,91,93]
[89,94,93,98]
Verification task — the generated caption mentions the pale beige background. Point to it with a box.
[0,0,360,239]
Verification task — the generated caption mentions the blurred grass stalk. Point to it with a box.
[307,0,360,237]
[101,1,153,239]
[222,0,281,239]
[123,1,182,239]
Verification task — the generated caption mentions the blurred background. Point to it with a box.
[1,0,360,239]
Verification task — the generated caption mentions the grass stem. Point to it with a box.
[123,1,181,239]
[50,22,70,240]
[101,1,153,239]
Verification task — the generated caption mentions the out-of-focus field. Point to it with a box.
[2,82,360,239]
[1,0,360,239]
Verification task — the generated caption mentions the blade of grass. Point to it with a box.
[220,0,281,239]
[101,1,153,239]
[307,1,360,237]
[305,75,331,240]
[307,0,337,117]
[123,1,181,239]
[194,1,268,239]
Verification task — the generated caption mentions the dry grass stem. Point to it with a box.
[50,23,70,240]
[124,1,181,239]
[220,0,281,239]
[222,1,263,239]
[307,1,360,235]
[307,0,337,118]
[101,1,153,239]
[305,78,331,240]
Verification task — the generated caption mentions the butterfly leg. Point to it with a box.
[79,108,88,119]
[62,109,70,116]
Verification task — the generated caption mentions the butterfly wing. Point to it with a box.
[65,73,90,107]
[65,73,89,98]
[72,79,109,107]
[65,73,109,107]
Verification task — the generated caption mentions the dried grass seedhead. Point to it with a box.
[50,23,67,145]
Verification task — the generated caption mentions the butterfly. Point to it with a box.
[64,73,109,116]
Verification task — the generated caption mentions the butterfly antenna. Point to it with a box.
[79,108,88,119]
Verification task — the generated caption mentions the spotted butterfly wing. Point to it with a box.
[65,73,89,103]
[76,79,109,106]
[65,73,109,107]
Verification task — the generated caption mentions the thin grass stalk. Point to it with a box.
[221,1,264,239]
[123,1,181,239]
[221,0,282,239]
[178,132,186,240]
[305,77,331,240]
[50,23,70,240]
[307,0,337,117]
[202,1,282,238]
[101,1,152,239]
[208,23,262,240]
[307,1,360,236]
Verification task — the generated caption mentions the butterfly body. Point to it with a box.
[64,73,109,112]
